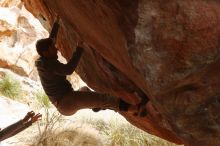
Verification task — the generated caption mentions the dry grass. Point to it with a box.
[35,125,105,146]
[77,111,180,146]
[32,109,106,146]
[31,109,182,146]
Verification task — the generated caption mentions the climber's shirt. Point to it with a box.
[35,47,83,103]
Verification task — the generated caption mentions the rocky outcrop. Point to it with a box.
[0,0,21,8]
[22,0,220,146]
[0,2,47,79]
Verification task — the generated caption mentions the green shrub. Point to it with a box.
[0,73,22,99]
[35,90,50,108]
[93,118,150,146]
[77,112,180,146]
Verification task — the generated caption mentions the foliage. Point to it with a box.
[0,73,22,99]
[33,110,104,146]
[35,89,51,108]
[72,111,181,146]
[31,109,182,146]
[83,117,151,146]
[35,110,62,146]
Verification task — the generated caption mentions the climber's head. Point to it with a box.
[36,38,58,58]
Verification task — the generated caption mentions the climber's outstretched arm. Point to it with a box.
[0,111,41,141]
[49,16,60,41]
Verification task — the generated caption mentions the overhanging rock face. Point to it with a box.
[22,0,220,146]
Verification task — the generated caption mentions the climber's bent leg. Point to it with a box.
[55,90,120,116]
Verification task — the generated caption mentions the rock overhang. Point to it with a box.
[22,1,220,146]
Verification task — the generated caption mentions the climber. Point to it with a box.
[0,111,41,141]
[35,16,147,116]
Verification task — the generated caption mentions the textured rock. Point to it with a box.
[0,3,47,79]
[0,0,21,8]
[22,0,220,146]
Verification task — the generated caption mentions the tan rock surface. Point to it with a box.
[0,3,47,79]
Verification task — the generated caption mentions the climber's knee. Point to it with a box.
[55,95,78,116]
[57,105,71,116]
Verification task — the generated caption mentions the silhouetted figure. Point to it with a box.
[35,16,146,116]
[0,111,41,141]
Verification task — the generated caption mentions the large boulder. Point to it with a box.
[22,0,220,146]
